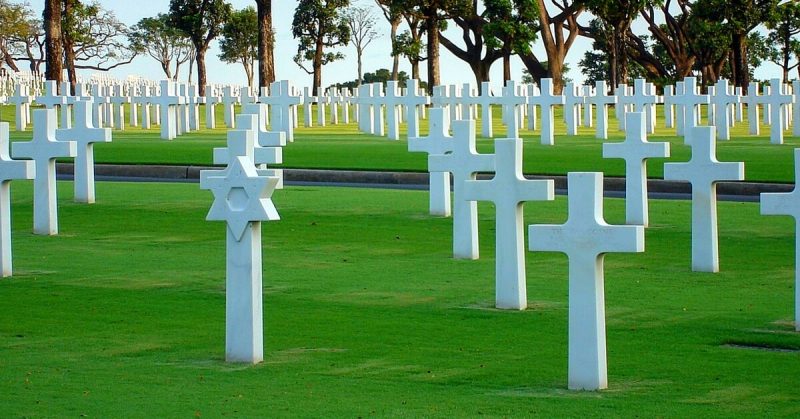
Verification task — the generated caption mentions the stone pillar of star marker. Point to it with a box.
[9,84,32,131]
[529,172,644,391]
[384,81,403,140]
[526,84,539,132]
[663,85,675,129]
[761,148,800,331]
[463,137,554,310]
[408,108,453,217]
[55,99,110,204]
[563,83,583,136]
[742,82,762,135]
[498,80,527,139]
[400,79,429,139]
[11,109,77,235]
[222,86,240,129]
[589,81,617,140]
[199,119,280,364]
[582,85,594,128]
[0,122,33,277]
[602,112,670,226]
[530,78,564,146]
[764,78,794,145]
[429,119,495,259]
[371,82,386,137]
[663,126,744,272]
[711,79,740,141]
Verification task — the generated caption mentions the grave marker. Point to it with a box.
[56,99,111,203]
[408,108,453,216]
[0,122,33,276]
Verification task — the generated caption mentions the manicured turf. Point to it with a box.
[1,180,798,416]
[5,103,800,183]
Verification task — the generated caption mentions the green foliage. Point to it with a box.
[291,0,351,74]
[393,30,426,62]
[61,0,133,66]
[482,0,539,54]
[168,0,232,51]
[765,0,800,78]
[218,7,258,64]
[330,68,413,89]
[128,14,193,79]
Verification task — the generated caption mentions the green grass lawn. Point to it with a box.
[1,180,799,416]
[5,103,800,183]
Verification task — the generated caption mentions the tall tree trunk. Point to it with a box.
[472,61,489,86]
[503,52,511,82]
[609,35,618,92]
[426,13,440,94]
[63,0,77,93]
[390,18,400,80]
[411,59,420,81]
[731,33,749,89]
[244,59,253,88]
[43,0,62,85]
[313,38,323,96]
[257,0,275,88]
[357,48,363,87]
[196,48,207,96]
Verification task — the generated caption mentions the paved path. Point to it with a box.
[56,163,790,202]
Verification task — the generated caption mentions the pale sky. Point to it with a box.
[27,1,782,90]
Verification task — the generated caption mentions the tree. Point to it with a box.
[0,0,37,72]
[393,29,426,80]
[692,0,778,89]
[331,67,412,89]
[582,0,652,88]
[128,14,193,81]
[292,0,351,96]
[517,0,585,93]
[61,0,134,90]
[255,0,275,88]
[219,6,258,87]
[766,0,800,82]
[407,0,470,92]
[43,0,62,83]
[168,0,232,96]
[344,4,380,87]
[374,0,403,79]
[637,0,695,80]
[483,0,540,82]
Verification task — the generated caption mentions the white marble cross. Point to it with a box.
[616,83,632,131]
[228,106,287,188]
[628,79,658,134]
[55,99,111,204]
[742,82,763,136]
[499,80,528,139]
[9,84,32,131]
[316,90,328,127]
[408,108,453,216]
[222,86,240,128]
[671,77,709,133]
[356,83,374,134]
[205,84,221,129]
[711,79,739,140]
[199,122,280,364]
[663,126,744,272]
[60,81,76,129]
[563,83,584,136]
[529,172,644,391]
[464,137,554,310]
[108,84,129,131]
[589,81,617,140]
[663,85,675,129]
[152,80,184,140]
[12,109,77,235]
[526,84,539,132]
[370,82,385,137]
[400,79,429,138]
[761,148,800,331]
[764,79,793,145]
[582,85,594,128]
[603,112,670,226]
[477,81,499,137]
[36,81,67,125]
[530,78,564,145]
[260,80,302,142]
[384,81,403,140]
[0,122,34,277]
[429,119,495,259]
[303,87,316,128]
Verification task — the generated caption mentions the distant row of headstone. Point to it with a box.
[1,75,799,392]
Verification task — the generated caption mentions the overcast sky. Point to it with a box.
[28,1,782,90]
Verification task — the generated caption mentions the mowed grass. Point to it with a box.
[0,180,799,416]
[4,103,800,183]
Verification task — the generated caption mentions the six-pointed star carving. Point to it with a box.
[201,156,279,241]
